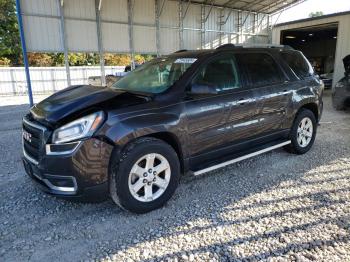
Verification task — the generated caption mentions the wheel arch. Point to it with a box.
[110,130,186,174]
[298,102,319,122]
[139,132,185,173]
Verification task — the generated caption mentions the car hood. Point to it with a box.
[30,85,151,125]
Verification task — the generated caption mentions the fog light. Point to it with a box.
[47,176,75,188]
[44,175,77,193]
[46,141,81,155]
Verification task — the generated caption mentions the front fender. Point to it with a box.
[108,113,181,146]
[98,102,188,159]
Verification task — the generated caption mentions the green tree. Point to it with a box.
[0,57,11,66]
[27,53,53,66]
[68,53,99,66]
[104,53,131,66]
[51,53,65,66]
[0,0,21,65]
[309,11,324,18]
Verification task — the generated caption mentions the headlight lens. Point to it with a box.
[52,111,104,144]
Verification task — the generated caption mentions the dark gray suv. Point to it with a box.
[22,44,323,213]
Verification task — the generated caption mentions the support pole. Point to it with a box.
[200,4,205,48]
[127,0,135,70]
[95,0,106,86]
[218,8,224,45]
[267,14,272,43]
[15,0,33,106]
[204,0,215,23]
[155,0,161,57]
[178,0,184,50]
[253,13,257,34]
[237,11,242,43]
[58,0,71,86]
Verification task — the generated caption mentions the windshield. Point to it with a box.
[112,57,196,94]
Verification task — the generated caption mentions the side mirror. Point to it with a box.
[189,83,218,95]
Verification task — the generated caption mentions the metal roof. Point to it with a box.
[275,10,350,27]
[175,0,306,14]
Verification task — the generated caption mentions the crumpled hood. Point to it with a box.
[30,85,150,125]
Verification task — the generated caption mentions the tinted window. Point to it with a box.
[281,51,314,79]
[236,53,283,87]
[193,56,240,93]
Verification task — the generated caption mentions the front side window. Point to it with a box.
[236,53,284,87]
[193,56,240,93]
[112,57,196,94]
[281,51,314,79]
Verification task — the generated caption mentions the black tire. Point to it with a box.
[284,109,317,155]
[109,137,180,214]
[332,94,346,111]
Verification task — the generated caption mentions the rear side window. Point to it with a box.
[236,53,284,87]
[281,51,314,79]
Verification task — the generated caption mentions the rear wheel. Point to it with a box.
[109,137,180,213]
[285,109,317,154]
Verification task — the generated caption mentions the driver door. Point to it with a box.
[185,55,257,168]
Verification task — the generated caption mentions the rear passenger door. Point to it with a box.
[236,52,290,136]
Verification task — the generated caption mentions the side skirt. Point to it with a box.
[193,140,291,176]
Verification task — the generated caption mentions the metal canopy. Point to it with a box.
[173,0,305,14]
[19,0,305,55]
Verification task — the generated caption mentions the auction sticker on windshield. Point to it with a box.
[174,58,197,64]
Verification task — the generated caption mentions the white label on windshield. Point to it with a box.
[174,58,197,64]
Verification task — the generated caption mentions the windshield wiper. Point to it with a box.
[120,90,154,100]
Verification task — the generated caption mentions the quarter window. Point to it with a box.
[236,53,284,87]
[193,56,240,93]
[281,51,314,79]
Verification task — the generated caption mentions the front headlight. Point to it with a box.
[52,111,104,144]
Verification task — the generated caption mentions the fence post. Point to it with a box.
[51,69,56,92]
[10,69,16,95]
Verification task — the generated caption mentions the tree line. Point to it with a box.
[1,52,155,67]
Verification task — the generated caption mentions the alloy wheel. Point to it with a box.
[297,117,313,148]
[128,153,171,202]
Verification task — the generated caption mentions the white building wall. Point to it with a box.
[100,0,129,53]
[334,15,350,85]
[21,0,270,55]
[272,13,350,86]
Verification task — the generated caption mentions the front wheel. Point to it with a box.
[109,137,180,213]
[285,109,317,154]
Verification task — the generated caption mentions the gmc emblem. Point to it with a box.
[23,130,32,143]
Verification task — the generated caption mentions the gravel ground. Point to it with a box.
[0,91,349,262]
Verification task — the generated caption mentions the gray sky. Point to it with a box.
[274,0,350,24]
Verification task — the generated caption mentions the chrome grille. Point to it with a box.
[22,117,46,164]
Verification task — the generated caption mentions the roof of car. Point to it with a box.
[168,44,294,58]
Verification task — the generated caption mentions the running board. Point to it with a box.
[193,140,291,176]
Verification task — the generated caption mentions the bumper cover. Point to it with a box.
[23,138,113,201]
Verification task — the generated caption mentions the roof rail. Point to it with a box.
[174,49,188,53]
[234,44,294,50]
[216,44,235,50]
